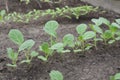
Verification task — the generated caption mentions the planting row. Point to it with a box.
[7,17,120,68]
[0,6,96,23]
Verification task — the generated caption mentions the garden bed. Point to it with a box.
[0,1,120,80]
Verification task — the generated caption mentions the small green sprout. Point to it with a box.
[44,20,59,46]
[76,24,96,52]
[49,70,64,80]
[7,48,18,68]
[110,73,120,80]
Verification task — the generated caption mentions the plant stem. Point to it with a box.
[94,36,97,49]
[81,40,85,52]
[50,36,53,46]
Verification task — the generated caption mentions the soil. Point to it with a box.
[0,0,120,80]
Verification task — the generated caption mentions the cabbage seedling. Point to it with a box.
[6,48,18,68]
[44,20,59,46]
[8,29,38,65]
[49,70,64,80]
[38,42,53,62]
[76,24,96,51]
[100,30,112,45]
[92,17,119,44]
[19,39,37,64]
[89,24,103,49]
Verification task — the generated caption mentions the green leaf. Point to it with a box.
[109,25,118,33]
[90,24,103,33]
[73,49,82,53]
[50,43,64,53]
[116,19,120,25]
[91,18,102,26]
[0,10,6,17]
[108,40,115,44]
[6,64,17,68]
[111,22,120,29]
[21,60,31,64]
[76,24,87,35]
[114,73,120,79]
[99,17,110,25]
[19,39,35,52]
[39,42,51,54]
[83,31,96,40]
[61,50,70,53]
[115,37,120,40]
[8,29,24,46]
[7,48,18,61]
[85,45,92,51]
[63,34,75,47]
[49,70,64,80]
[110,76,115,80]
[101,30,112,40]
[38,56,47,62]
[44,20,59,37]
[30,51,39,57]
[94,38,103,41]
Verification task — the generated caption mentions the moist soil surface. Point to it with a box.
[0,1,120,80]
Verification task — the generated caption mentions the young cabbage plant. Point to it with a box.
[6,48,18,68]
[44,20,59,46]
[89,24,103,49]
[50,43,70,54]
[49,70,64,80]
[91,17,117,44]
[107,23,120,44]
[19,39,37,64]
[100,30,112,45]
[8,29,38,65]
[38,42,53,62]
[76,24,96,52]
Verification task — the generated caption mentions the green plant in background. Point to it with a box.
[76,24,96,52]
[110,73,120,80]
[0,5,97,23]
[8,29,38,66]
[71,6,97,19]
[44,20,59,46]
[49,70,64,80]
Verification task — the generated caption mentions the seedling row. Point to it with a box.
[7,17,120,68]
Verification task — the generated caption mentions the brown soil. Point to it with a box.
[0,1,120,80]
